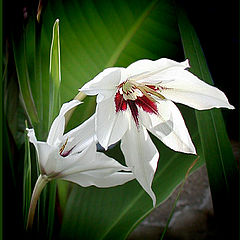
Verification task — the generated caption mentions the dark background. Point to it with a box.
[180,0,239,141]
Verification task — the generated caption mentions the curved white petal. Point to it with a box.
[121,122,159,206]
[140,100,196,155]
[59,141,134,187]
[62,171,134,188]
[80,67,123,102]
[159,69,234,110]
[27,128,58,175]
[47,100,81,145]
[62,114,95,155]
[96,96,129,150]
[123,58,189,83]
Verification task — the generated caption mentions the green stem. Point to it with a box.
[26,174,49,230]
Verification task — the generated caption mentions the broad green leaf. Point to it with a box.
[178,10,239,238]
[49,19,61,125]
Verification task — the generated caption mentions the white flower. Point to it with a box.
[27,99,134,187]
[80,58,234,206]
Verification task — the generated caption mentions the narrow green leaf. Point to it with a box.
[12,34,39,125]
[23,121,32,228]
[45,19,61,239]
[49,19,61,126]
[178,9,239,238]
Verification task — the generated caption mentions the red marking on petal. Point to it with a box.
[60,147,74,157]
[135,95,158,115]
[115,90,127,112]
[146,85,157,90]
[128,100,139,126]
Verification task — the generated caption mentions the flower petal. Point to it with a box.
[47,100,81,146]
[96,96,129,150]
[27,128,57,175]
[121,121,159,206]
[62,114,95,154]
[80,68,123,102]
[140,100,196,155]
[123,58,189,83]
[59,141,135,187]
[62,171,134,188]
[159,69,234,110]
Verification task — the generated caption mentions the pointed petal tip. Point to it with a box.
[26,128,37,144]
[183,59,190,68]
[189,148,197,156]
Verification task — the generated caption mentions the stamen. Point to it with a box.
[59,138,68,155]
[115,80,161,127]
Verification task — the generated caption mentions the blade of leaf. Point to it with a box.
[45,19,61,239]
[105,0,159,67]
[49,19,61,126]
[23,121,32,228]
[178,9,239,239]
[12,33,39,126]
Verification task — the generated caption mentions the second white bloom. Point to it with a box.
[80,58,234,206]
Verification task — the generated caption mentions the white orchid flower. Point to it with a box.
[26,99,134,229]
[80,58,234,206]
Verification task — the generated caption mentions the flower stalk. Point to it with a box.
[26,174,49,230]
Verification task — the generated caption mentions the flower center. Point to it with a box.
[115,80,163,126]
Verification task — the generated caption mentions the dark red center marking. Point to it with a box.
[114,89,158,126]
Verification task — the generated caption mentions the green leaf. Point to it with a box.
[49,19,61,126]
[178,9,239,238]
[12,31,39,126]
[23,121,32,228]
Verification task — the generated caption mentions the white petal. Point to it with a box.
[159,69,234,110]
[59,141,134,187]
[27,128,58,175]
[80,67,123,102]
[140,100,196,155]
[47,100,81,145]
[62,171,134,188]
[123,58,189,83]
[62,114,95,154]
[96,96,129,150]
[121,122,159,206]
